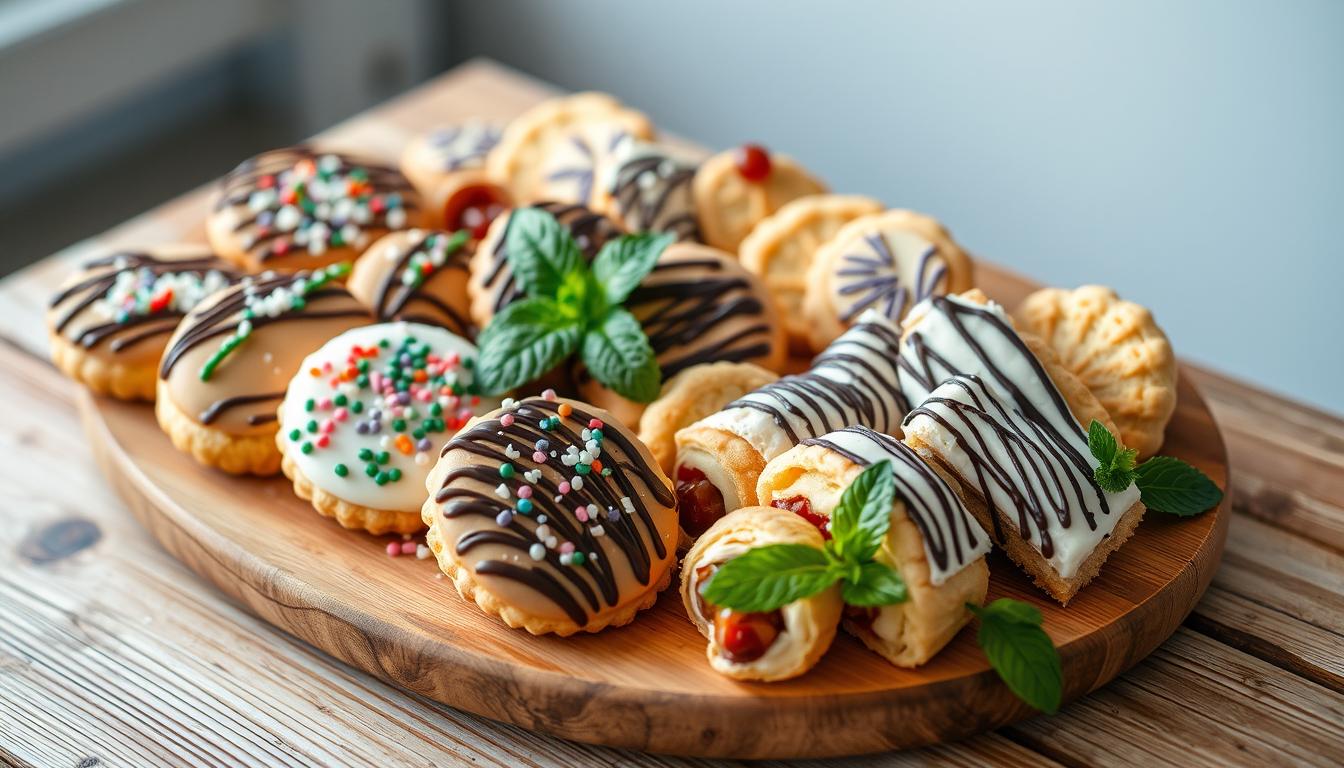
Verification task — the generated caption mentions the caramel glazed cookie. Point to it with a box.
[423,396,678,636]
[277,322,497,535]
[48,246,241,400]
[598,137,704,242]
[156,265,369,475]
[346,229,475,337]
[208,147,426,273]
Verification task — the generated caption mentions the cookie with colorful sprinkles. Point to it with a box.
[207,147,426,273]
[277,321,497,534]
[422,393,678,636]
[47,246,241,400]
[346,229,475,337]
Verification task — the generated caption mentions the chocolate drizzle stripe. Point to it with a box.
[370,234,472,335]
[200,391,284,426]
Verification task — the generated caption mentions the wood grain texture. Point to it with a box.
[1,59,1341,766]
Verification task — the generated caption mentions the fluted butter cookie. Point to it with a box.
[400,121,511,239]
[486,92,655,206]
[757,427,990,667]
[682,507,842,682]
[423,395,678,635]
[1014,285,1177,458]
[573,241,788,427]
[692,144,827,254]
[739,194,883,352]
[803,209,974,353]
[208,147,426,273]
[277,322,497,534]
[156,265,369,475]
[599,139,703,242]
[637,361,779,476]
[467,202,623,329]
[347,229,474,337]
[48,247,241,401]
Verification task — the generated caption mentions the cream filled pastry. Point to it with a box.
[757,427,990,667]
[208,147,425,273]
[599,138,702,242]
[347,229,474,337]
[277,322,496,534]
[573,241,787,427]
[672,311,905,541]
[47,247,241,401]
[423,395,678,635]
[681,507,842,682]
[155,266,369,475]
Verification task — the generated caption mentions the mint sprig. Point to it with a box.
[967,599,1063,714]
[1085,420,1224,516]
[700,460,907,613]
[473,209,674,401]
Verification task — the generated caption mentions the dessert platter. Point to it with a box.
[56,85,1229,758]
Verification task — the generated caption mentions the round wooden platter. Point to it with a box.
[77,371,1229,759]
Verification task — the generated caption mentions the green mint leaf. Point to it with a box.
[968,598,1062,714]
[591,231,674,305]
[473,298,580,394]
[828,460,896,562]
[840,561,908,607]
[1088,420,1138,493]
[503,207,585,299]
[579,308,661,403]
[1135,456,1224,516]
[700,543,840,613]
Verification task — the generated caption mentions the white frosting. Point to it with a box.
[829,228,942,324]
[538,121,634,204]
[905,375,1141,580]
[421,120,501,171]
[280,322,498,512]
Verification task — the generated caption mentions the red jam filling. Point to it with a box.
[444,184,508,239]
[770,495,831,540]
[695,564,784,663]
[676,465,726,537]
[733,143,772,182]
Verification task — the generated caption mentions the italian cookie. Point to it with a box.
[47,247,240,401]
[757,427,990,667]
[422,395,678,635]
[156,265,369,475]
[599,138,703,242]
[802,209,975,353]
[400,121,512,239]
[467,201,623,328]
[573,241,788,427]
[898,292,1140,604]
[487,92,655,206]
[739,194,884,352]
[673,311,905,542]
[346,229,474,337]
[208,147,426,273]
[691,143,827,254]
[1013,285,1177,458]
[277,322,497,535]
[637,361,780,476]
[681,507,843,682]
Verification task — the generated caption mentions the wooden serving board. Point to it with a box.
[69,61,1229,759]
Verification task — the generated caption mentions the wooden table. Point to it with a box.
[2,60,1341,768]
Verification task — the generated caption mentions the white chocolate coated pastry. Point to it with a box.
[757,427,989,667]
[681,506,842,682]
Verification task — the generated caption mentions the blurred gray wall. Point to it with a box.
[449,0,1344,412]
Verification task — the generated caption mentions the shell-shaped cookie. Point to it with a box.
[347,229,475,337]
[739,194,884,352]
[208,147,426,273]
[692,146,827,254]
[423,396,678,635]
[802,209,974,352]
[1013,285,1177,458]
[599,139,704,242]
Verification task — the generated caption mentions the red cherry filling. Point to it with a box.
[444,184,508,239]
[733,143,772,182]
[696,564,784,663]
[770,495,831,540]
[675,465,726,537]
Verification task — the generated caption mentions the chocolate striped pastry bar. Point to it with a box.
[757,426,990,667]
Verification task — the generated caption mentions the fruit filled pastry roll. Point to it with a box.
[399,121,512,238]
[681,507,842,682]
[756,426,990,667]
[672,311,904,541]
[423,395,679,635]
